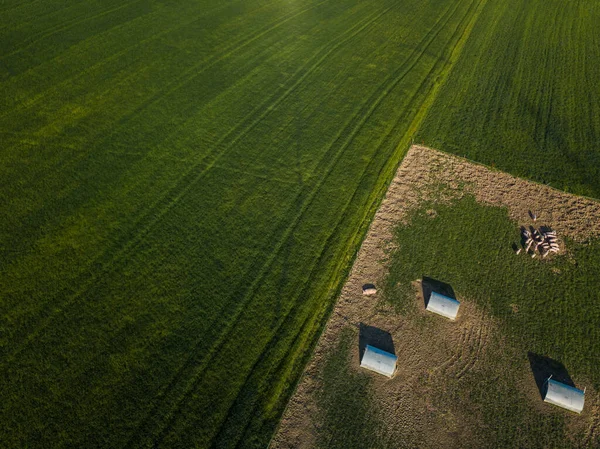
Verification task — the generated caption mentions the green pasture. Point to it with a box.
[0,0,485,447]
[315,195,600,448]
[383,195,600,448]
[315,329,395,449]
[419,0,600,197]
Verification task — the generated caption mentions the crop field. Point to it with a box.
[274,147,600,448]
[0,0,490,447]
[3,0,600,447]
[418,0,600,197]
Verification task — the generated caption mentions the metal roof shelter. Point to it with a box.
[360,345,397,378]
[426,291,460,320]
[543,378,585,413]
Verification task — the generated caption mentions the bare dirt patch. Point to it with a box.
[270,146,600,449]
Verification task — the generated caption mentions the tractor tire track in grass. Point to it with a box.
[126,0,486,444]
[121,6,401,446]
[452,313,490,381]
[3,0,389,365]
[583,404,600,448]
[204,6,493,432]
[0,0,334,266]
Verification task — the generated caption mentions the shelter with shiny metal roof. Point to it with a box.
[426,291,460,320]
[360,345,397,378]
[543,378,585,413]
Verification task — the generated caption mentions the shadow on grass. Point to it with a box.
[527,352,575,400]
[421,276,456,308]
[317,329,397,449]
[358,323,395,363]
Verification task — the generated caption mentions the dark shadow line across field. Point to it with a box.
[143,2,482,441]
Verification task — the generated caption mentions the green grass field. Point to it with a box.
[2,0,600,447]
[0,0,486,447]
[419,0,600,197]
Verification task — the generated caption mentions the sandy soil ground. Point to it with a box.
[270,146,600,449]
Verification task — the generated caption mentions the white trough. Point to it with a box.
[543,379,585,413]
[426,291,460,320]
[360,344,397,378]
